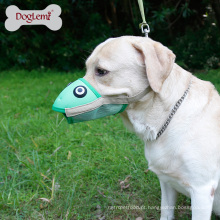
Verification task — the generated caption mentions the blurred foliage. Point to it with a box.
[0,0,220,71]
[174,23,220,70]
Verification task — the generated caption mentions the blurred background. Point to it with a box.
[1,0,220,71]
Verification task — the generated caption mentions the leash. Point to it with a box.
[137,0,150,37]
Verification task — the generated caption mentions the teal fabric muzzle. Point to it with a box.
[52,78,150,124]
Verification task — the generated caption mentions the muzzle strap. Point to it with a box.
[102,86,151,103]
[66,97,104,117]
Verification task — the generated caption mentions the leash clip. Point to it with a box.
[140,23,150,37]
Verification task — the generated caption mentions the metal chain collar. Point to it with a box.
[156,79,192,139]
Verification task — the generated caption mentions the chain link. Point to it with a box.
[156,79,192,139]
[140,23,150,37]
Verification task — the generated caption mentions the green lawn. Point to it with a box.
[1,69,220,220]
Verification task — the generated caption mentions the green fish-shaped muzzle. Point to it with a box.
[52,78,150,124]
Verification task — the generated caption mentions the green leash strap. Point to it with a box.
[137,0,150,37]
[138,0,146,24]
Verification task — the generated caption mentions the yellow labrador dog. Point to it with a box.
[84,36,220,220]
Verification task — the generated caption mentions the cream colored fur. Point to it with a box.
[84,36,220,220]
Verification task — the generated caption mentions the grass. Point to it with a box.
[0,69,220,220]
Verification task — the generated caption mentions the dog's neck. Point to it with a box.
[120,64,192,142]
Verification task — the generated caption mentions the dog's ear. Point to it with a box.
[132,38,176,93]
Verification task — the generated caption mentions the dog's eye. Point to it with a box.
[96,68,109,77]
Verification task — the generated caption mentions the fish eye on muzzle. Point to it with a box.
[73,86,87,98]
[52,78,151,124]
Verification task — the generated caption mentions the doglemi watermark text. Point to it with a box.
[5,4,62,31]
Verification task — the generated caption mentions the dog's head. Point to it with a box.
[84,36,176,96]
